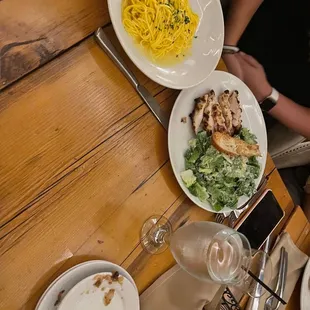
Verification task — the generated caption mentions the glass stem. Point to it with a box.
[152,227,167,244]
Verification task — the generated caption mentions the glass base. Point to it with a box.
[140,215,172,254]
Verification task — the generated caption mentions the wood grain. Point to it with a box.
[0,0,110,88]
[0,28,164,229]
[284,205,310,256]
[0,92,177,309]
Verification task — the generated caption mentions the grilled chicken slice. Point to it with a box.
[190,95,208,134]
[202,90,215,134]
[212,99,227,133]
[218,90,234,135]
[229,90,242,133]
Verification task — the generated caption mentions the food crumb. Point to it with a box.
[104,289,115,306]
[93,272,122,288]
[111,271,119,282]
[181,117,187,123]
[93,278,102,288]
[54,290,65,306]
[97,240,104,244]
[101,287,105,291]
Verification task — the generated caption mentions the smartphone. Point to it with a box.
[235,189,285,249]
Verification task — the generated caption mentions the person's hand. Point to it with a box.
[234,52,272,102]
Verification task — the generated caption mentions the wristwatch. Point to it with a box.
[260,88,279,112]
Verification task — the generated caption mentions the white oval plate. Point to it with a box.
[168,71,267,213]
[35,260,138,310]
[300,258,310,310]
[108,0,224,89]
[58,272,139,310]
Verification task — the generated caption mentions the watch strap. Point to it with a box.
[222,45,240,54]
[260,88,279,112]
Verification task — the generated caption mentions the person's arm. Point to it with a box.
[235,52,310,140]
[224,0,263,45]
[268,94,310,140]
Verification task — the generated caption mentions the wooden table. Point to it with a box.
[0,1,309,309]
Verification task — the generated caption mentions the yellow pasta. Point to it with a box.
[122,0,199,61]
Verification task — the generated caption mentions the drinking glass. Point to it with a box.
[140,215,272,298]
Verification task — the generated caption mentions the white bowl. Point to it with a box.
[108,0,224,89]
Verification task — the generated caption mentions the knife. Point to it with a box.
[94,28,170,131]
[246,236,271,310]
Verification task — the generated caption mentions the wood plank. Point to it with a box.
[0,27,164,228]
[265,153,275,176]
[0,91,180,310]
[284,205,310,251]
[0,86,176,242]
[268,169,295,241]
[0,0,110,88]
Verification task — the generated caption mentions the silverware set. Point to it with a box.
[264,247,288,310]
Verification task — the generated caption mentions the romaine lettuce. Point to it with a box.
[181,130,260,210]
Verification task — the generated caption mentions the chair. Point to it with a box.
[268,123,310,169]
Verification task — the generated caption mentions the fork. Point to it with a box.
[215,211,230,224]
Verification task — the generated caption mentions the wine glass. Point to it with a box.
[140,215,272,298]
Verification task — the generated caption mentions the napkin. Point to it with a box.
[257,232,309,310]
[140,264,224,310]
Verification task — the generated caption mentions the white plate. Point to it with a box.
[300,258,310,310]
[108,0,224,89]
[35,260,138,310]
[58,272,139,310]
[168,70,267,213]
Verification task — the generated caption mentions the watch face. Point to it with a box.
[261,98,276,112]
